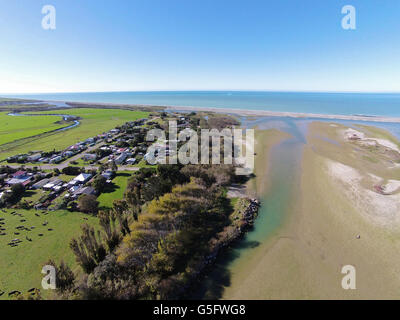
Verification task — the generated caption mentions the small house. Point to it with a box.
[49,156,62,164]
[32,178,50,190]
[72,173,92,184]
[82,153,97,161]
[75,186,96,197]
[27,153,41,162]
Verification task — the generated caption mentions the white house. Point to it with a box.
[43,179,63,190]
[73,173,92,184]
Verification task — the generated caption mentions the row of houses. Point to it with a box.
[82,144,138,166]
[32,173,96,209]
[77,117,154,166]
[6,126,122,165]
[108,148,136,165]
[0,167,119,210]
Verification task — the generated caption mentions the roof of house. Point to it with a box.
[13,171,26,178]
[28,153,41,159]
[75,186,96,196]
[69,185,80,193]
[32,178,50,188]
[6,176,31,185]
[43,179,62,189]
[73,173,92,182]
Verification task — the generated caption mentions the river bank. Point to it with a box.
[220,119,305,299]
[184,198,260,299]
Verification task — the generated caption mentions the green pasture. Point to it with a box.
[0,208,98,299]
[0,112,67,146]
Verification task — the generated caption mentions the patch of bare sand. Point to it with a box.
[342,128,400,153]
[384,180,400,194]
[326,159,400,228]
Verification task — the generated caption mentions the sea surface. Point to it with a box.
[4,91,400,117]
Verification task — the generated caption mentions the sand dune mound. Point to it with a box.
[382,180,400,194]
[343,128,400,153]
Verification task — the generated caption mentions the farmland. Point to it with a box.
[0,208,98,299]
[0,112,68,146]
[0,108,150,160]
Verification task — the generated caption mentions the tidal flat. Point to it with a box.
[211,118,400,299]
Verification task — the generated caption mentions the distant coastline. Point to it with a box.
[3,91,400,123]
[3,91,400,119]
[25,99,400,124]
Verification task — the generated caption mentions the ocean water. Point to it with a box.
[4,91,400,117]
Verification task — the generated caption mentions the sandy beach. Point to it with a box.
[168,105,400,123]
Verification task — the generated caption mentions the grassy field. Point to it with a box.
[0,108,150,160]
[0,208,98,299]
[0,112,67,146]
[97,172,132,209]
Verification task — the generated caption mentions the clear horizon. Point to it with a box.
[1,1,399,93]
[3,90,400,96]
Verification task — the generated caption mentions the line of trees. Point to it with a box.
[50,163,236,299]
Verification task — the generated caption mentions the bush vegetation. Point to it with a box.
[51,163,239,299]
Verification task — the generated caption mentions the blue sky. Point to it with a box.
[0,0,399,93]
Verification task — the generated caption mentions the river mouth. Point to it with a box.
[190,117,306,299]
